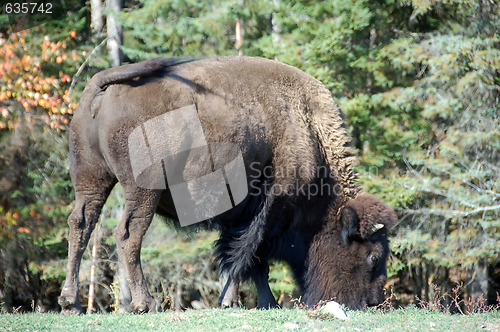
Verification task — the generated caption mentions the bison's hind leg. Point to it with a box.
[113,186,161,313]
[59,173,116,314]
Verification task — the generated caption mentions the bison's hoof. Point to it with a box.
[58,295,83,315]
[256,295,280,309]
[256,302,281,309]
[130,299,159,313]
[220,300,240,309]
[60,306,83,315]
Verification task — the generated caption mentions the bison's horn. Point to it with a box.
[371,223,384,234]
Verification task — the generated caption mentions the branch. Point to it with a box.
[397,204,500,217]
[397,182,481,209]
[401,157,500,205]
[65,36,111,106]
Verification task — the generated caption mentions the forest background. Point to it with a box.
[0,0,498,313]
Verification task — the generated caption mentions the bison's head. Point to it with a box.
[303,192,396,309]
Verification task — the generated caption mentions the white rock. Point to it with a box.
[283,322,300,330]
[320,301,348,320]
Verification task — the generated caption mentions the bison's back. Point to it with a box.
[74,57,333,189]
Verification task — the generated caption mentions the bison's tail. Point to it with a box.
[77,57,196,118]
[216,190,275,279]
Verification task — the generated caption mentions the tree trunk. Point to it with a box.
[106,0,123,67]
[87,223,100,314]
[90,0,104,34]
[0,247,14,313]
[488,262,500,305]
[234,0,245,56]
[117,260,131,312]
[234,19,244,56]
[270,0,282,57]
[467,262,489,308]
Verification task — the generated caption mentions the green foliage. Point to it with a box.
[268,262,296,297]
[0,3,91,311]
[0,121,73,311]
[120,0,249,58]
[375,10,499,271]
[359,1,499,300]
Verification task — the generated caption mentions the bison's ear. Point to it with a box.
[340,206,361,243]
[343,192,397,240]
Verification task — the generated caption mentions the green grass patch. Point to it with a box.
[0,308,499,332]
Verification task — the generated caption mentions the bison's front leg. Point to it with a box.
[251,261,279,309]
[218,273,240,309]
[114,188,161,313]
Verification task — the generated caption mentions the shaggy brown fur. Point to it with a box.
[305,78,360,201]
[58,56,396,314]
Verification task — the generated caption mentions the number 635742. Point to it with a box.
[4,2,53,14]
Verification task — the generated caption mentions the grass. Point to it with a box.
[0,307,499,332]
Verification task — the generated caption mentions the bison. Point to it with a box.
[58,56,396,314]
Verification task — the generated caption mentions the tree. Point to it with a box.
[106,0,123,67]
[91,0,105,34]
[376,2,500,303]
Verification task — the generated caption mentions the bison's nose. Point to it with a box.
[366,295,383,308]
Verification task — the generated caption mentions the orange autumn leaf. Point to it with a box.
[1,30,83,130]
[17,227,30,234]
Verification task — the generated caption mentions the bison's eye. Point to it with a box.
[369,254,379,266]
